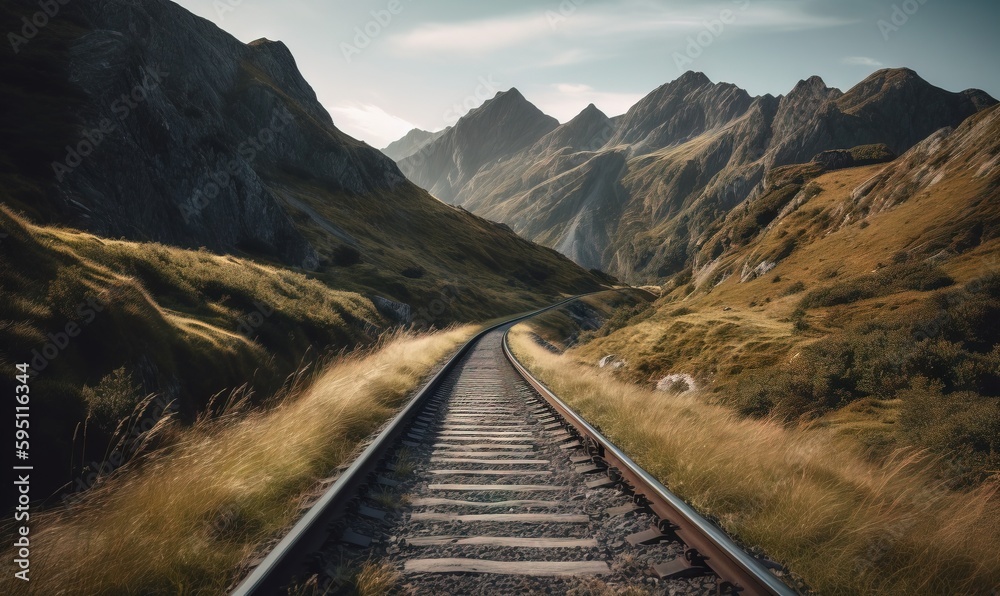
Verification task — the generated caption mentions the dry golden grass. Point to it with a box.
[352,561,401,596]
[0,327,475,595]
[509,326,1000,595]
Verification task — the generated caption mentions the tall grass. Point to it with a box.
[509,326,1000,595]
[0,327,474,595]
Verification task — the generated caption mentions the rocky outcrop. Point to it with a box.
[598,354,626,370]
[371,296,413,325]
[849,104,1000,225]
[812,144,895,170]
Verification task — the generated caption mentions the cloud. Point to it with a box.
[535,49,592,68]
[388,2,855,56]
[325,102,418,148]
[843,56,884,67]
[388,13,550,55]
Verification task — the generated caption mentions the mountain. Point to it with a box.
[381,127,449,161]
[0,0,604,497]
[766,68,996,167]
[398,88,560,203]
[0,0,603,316]
[396,70,996,282]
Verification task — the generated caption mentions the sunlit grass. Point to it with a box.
[509,325,1000,595]
[0,326,474,595]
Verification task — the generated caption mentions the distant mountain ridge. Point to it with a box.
[394,69,996,281]
[381,127,449,161]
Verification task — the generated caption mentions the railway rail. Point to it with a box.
[232,301,796,595]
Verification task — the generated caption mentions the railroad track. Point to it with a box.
[233,305,796,595]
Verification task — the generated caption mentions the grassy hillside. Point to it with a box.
[509,323,1000,594]
[539,113,1000,485]
[0,205,384,498]
[269,176,604,327]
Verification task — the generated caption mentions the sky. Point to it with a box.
[173,0,1000,148]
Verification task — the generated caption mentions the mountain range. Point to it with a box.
[395,69,996,282]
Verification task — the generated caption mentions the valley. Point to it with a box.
[2,0,998,594]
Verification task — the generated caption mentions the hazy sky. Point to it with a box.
[173,0,1000,148]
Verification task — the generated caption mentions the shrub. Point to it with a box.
[799,262,952,308]
[782,281,806,296]
[82,367,142,434]
[898,378,1000,484]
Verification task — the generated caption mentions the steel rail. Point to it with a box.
[230,296,582,595]
[502,329,797,596]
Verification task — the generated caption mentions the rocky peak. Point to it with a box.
[397,88,559,202]
[788,75,841,101]
[532,103,614,154]
[608,71,754,151]
[462,88,556,131]
[675,70,712,88]
[836,67,932,113]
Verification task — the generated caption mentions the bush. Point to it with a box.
[82,367,142,434]
[800,262,952,308]
[783,281,806,296]
[899,378,1000,484]
[592,302,654,339]
[791,308,809,331]
[727,272,1000,480]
